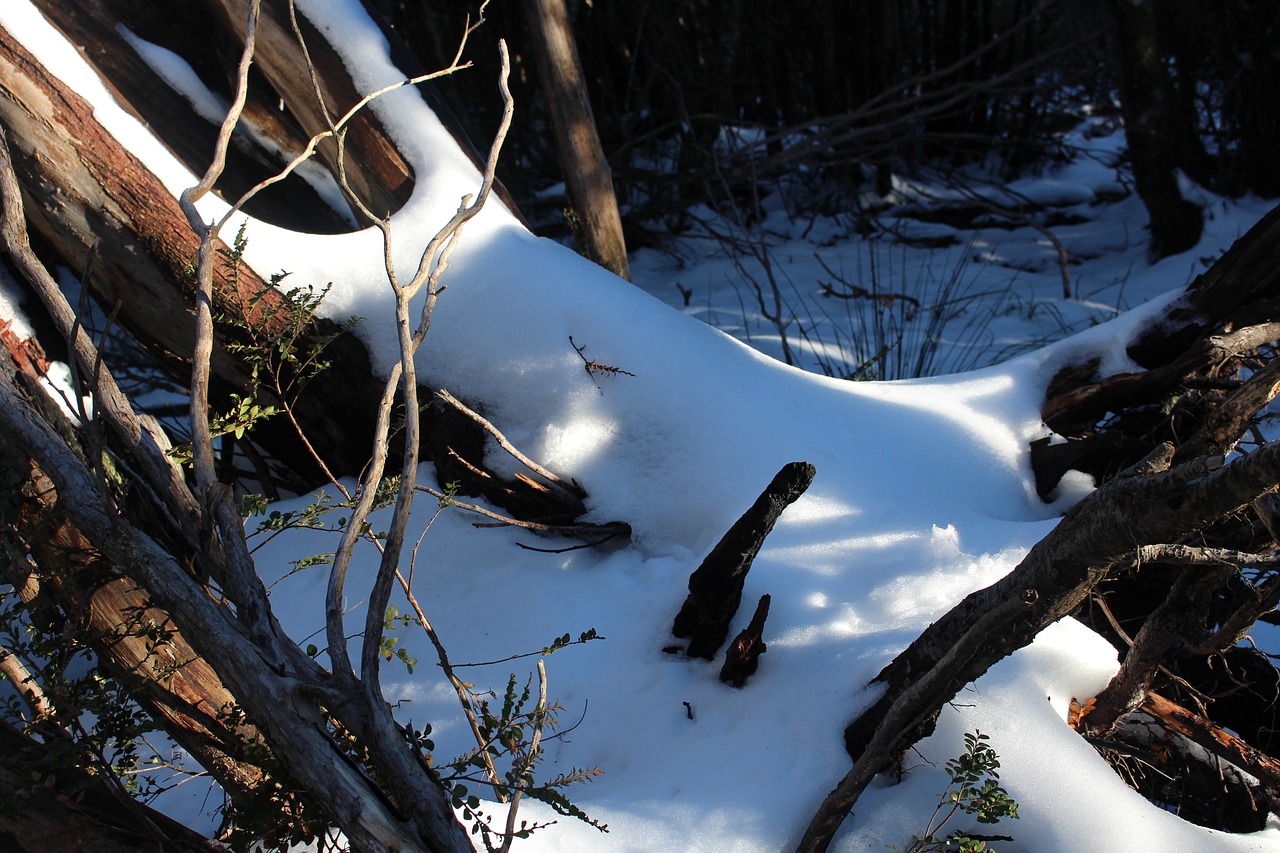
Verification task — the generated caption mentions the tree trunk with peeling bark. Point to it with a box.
[0,2,546,850]
[6,0,1280,850]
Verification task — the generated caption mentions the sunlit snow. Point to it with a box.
[4,1,1279,850]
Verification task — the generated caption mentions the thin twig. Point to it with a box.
[435,388,585,501]
[412,483,625,537]
[177,0,277,648]
[514,531,629,553]
[0,128,200,553]
[393,568,507,799]
[356,35,514,725]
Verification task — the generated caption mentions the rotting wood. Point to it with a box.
[672,462,814,660]
[720,593,771,688]
[795,436,1280,853]
[1138,690,1280,813]
[0,720,223,853]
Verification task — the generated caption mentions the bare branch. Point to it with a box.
[356,38,514,765]
[411,483,626,538]
[498,658,548,852]
[0,643,57,725]
[0,126,200,554]
[796,438,1280,852]
[435,388,585,502]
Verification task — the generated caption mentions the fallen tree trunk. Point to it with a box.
[0,4,605,846]
[0,321,271,810]
[796,441,1280,852]
[0,15,384,486]
[1033,202,1280,495]
[1,0,571,522]
[0,719,223,853]
[0,359,474,852]
[799,201,1280,851]
[0,121,474,848]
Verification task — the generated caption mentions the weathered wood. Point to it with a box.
[521,0,630,279]
[719,593,771,688]
[3,0,541,497]
[796,438,1280,853]
[1139,690,1280,813]
[30,0,353,234]
[0,309,270,803]
[0,19,385,484]
[1035,202,1280,498]
[0,720,223,853]
[0,119,474,850]
[673,461,814,659]
[0,331,474,853]
[426,390,588,524]
[205,0,416,221]
[1083,548,1236,735]
[1180,348,1280,461]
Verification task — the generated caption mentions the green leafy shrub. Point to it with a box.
[890,730,1020,853]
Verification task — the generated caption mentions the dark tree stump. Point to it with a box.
[672,461,814,659]
[720,593,771,688]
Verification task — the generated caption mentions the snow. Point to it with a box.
[0,264,34,340]
[4,1,1280,850]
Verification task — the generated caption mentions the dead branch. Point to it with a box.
[1179,354,1280,460]
[1083,549,1238,735]
[178,0,280,663]
[672,462,814,659]
[0,644,55,725]
[719,594,771,688]
[1139,690,1280,812]
[435,388,586,503]
[1043,322,1280,434]
[412,483,627,537]
[180,2,501,847]
[795,438,1280,852]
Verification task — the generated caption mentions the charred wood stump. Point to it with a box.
[720,593,771,688]
[672,461,814,659]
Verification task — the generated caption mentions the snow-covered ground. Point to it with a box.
[4,0,1280,850]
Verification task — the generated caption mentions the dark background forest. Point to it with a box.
[374,0,1279,257]
[4,1,1280,851]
